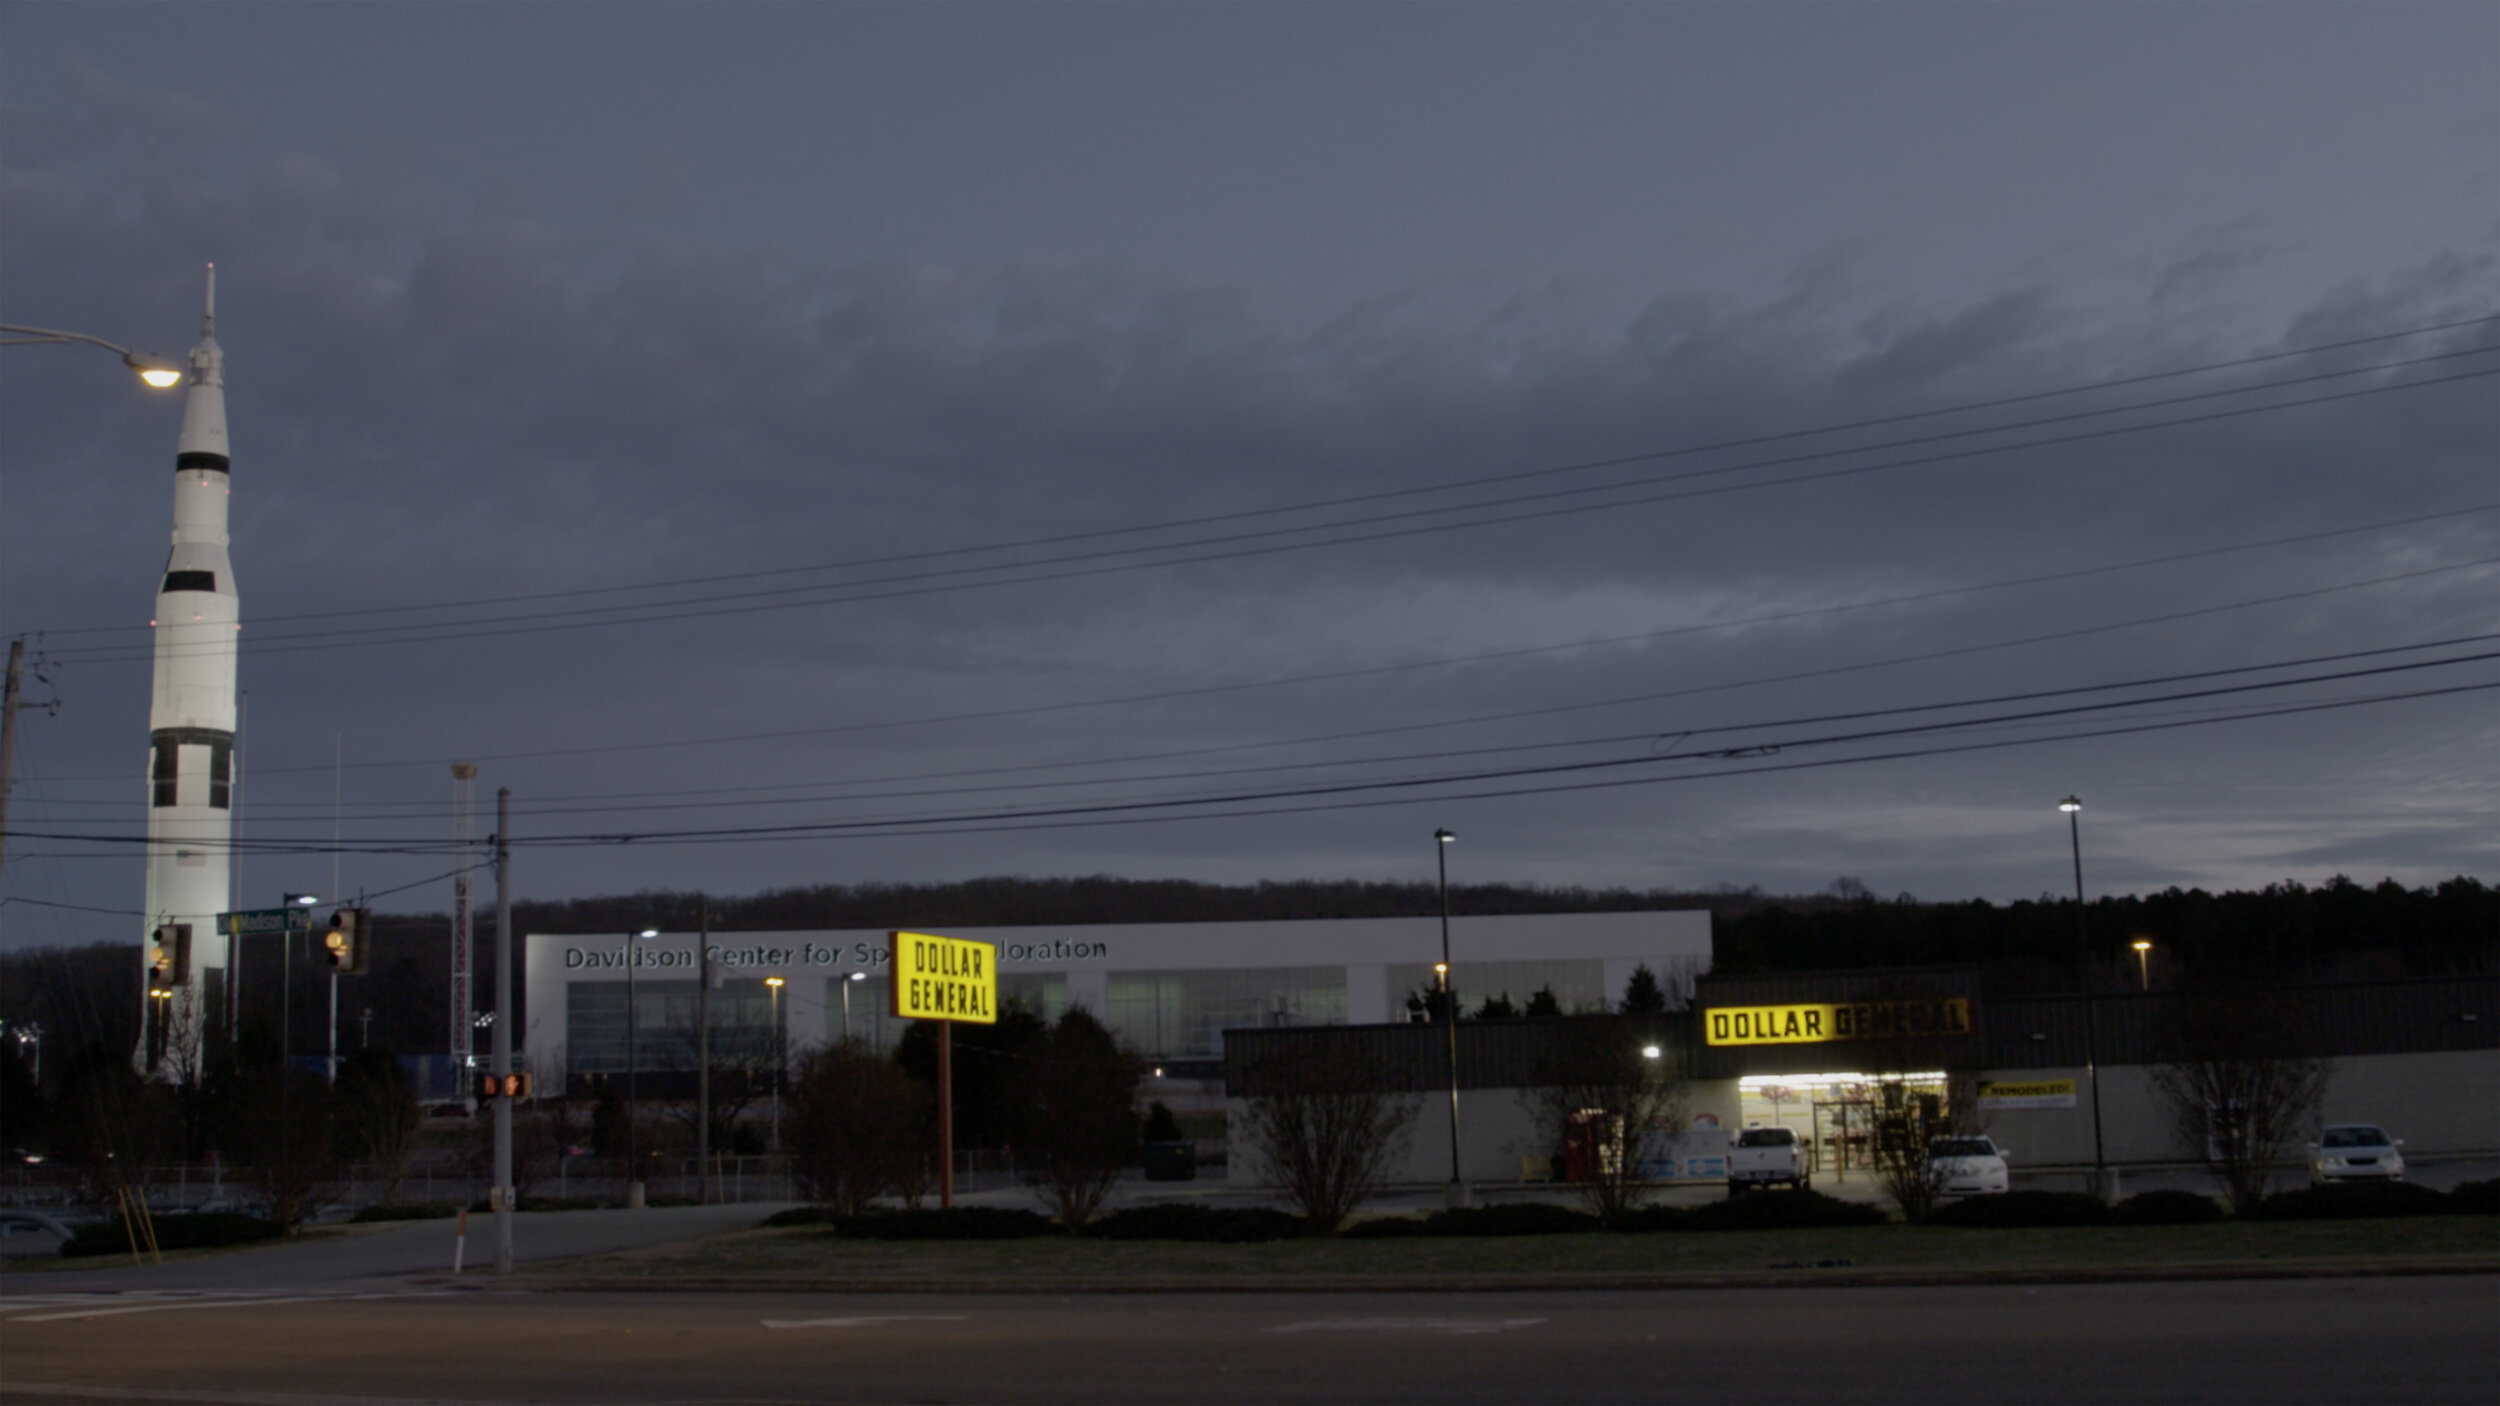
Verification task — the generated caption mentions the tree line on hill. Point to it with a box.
[3,871,2490,1114]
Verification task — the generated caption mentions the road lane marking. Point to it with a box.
[11,1294,341,1322]
[1266,1316,1548,1336]
[761,1314,970,1330]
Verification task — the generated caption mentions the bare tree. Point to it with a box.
[1234,1040,1419,1234]
[221,1066,341,1232]
[784,1039,932,1216]
[1856,1070,1985,1224]
[1522,1018,1688,1227]
[1012,1009,1139,1230]
[2147,988,2332,1213]
[334,1048,420,1205]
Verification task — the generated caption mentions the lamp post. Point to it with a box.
[2059,796,2109,1197]
[0,322,186,385]
[764,975,786,1153]
[624,927,657,1207]
[0,321,182,1046]
[1434,827,1465,1203]
[2131,939,2153,991]
[841,969,866,1041]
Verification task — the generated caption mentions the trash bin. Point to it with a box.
[1142,1141,1198,1181]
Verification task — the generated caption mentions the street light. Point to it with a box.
[764,975,786,1154]
[0,322,186,386]
[1434,827,1464,1202]
[624,927,658,1206]
[841,969,867,1041]
[2059,796,2108,1196]
[2131,939,2154,991]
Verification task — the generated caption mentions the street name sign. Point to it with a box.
[219,907,312,936]
[890,930,998,1023]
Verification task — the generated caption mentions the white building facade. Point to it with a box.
[523,911,1712,1086]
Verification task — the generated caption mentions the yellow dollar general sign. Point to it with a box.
[890,930,998,1024]
[1704,998,1972,1047]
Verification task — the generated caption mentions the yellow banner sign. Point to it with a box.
[1704,998,1973,1047]
[890,930,998,1024]
[1977,1078,2077,1109]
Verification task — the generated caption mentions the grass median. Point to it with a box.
[533,1213,2500,1291]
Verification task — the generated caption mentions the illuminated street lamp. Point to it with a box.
[840,969,867,1041]
[0,321,186,386]
[1434,827,1463,1202]
[2058,796,2108,1195]
[764,975,786,1153]
[624,927,658,1205]
[2131,939,2154,991]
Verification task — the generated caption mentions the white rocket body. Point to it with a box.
[141,272,237,1072]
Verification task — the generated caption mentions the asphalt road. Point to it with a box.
[2,1275,2492,1404]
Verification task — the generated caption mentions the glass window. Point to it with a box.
[1105,966,1346,1059]
[151,739,177,808]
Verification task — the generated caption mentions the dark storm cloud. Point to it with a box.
[4,12,2500,953]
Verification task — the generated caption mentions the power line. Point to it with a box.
[41,348,2500,667]
[19,643,2498,848]
[25,310,2496,643]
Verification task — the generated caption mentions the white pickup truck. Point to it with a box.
[1725,1126,1811,1193]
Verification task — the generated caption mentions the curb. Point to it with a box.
[516,1258,2500,1296]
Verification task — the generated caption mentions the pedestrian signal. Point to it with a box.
[475,1071,531,1101]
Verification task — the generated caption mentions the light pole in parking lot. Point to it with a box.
[625,926,657,1207]
[1435,827,1465,1204]
[764,975,785,1153]
[2061,796,2110,1197]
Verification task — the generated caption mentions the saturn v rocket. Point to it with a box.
[141,269,236,1073]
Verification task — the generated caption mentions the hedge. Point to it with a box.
[2447,1178,2500,1215]
[1086,1205,1307,1242]
[1927,1191,2110,1229]
[2110,1190,2225,1225]
[62,1213,282,1258]
[348,1203,462,1223]
[2246,1181,2456,1220]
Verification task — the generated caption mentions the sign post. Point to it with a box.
[889,930,998,1210]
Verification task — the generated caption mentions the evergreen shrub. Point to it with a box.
[828,1207,1058,1240]
[1927,1191,2110,1228]
[1684,1188,1886,1231]
[2446,1178,2500,1215]
[348,1203,459,1223]
[2246,1181,2454,1220]
[1086,1204,1306,1242]
[2109,1190,2225,1225]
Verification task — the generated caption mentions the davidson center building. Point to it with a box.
[522,910,1715,1090]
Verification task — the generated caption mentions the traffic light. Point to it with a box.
[475,1071,531,1101]
[149,924,192,987]
[321,907,370,974]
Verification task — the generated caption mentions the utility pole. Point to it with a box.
[491,787,514,1273]
[697,897,713,1206]
[0,638,24,891]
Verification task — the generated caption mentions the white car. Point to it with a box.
[1927,1136,2010,1196]
[1726,1126,1811,1192]
[2310,1124,2405,1184]
[0,1209,74,1258]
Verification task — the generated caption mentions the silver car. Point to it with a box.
[2309,1124,2405,1184]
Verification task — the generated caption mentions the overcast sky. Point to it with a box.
[4,3,2499,950]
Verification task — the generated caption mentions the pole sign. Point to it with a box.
[889,930,998,1024]
[219,907,312,936]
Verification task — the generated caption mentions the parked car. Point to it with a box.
[1927,1135,2011,1196]
[1726,1126,1811,1193]
[2309,1124,2406,1184]
[0,1208,74,1258]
